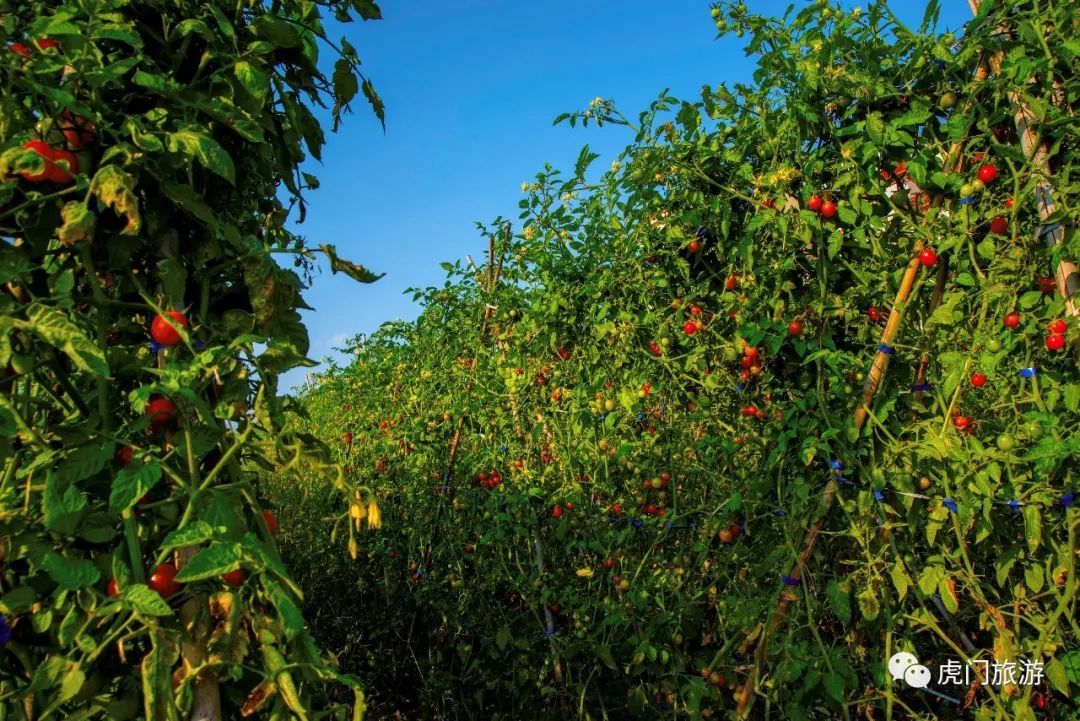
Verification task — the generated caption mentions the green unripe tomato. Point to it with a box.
[939,91,957,109]
[710,7,721,18]
[10,353,34,374]
[995,434,1015,451]
[1023,422,1043,440]
[971,178,984,193]
[985,338,1002,352]
[960,183,975,197]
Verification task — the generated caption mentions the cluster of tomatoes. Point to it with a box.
[806,194,837,218]
[735,343,763,382]
[681,300,707,336]
[638,471,671,517]
[105,511,278,600]
[475,470,504,489]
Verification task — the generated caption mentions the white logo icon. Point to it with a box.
[904,664,932,689]
[888,651,919,682]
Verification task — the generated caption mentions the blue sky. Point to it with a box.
[282,1,972,391]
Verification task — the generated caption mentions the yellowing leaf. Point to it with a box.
[90,165,141,235]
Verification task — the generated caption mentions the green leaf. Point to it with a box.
[234,60,269,105]
[823,672,845,702]
[252,15,301,47]
[56,444,111,485]
[1023,505,1042,554]
[826,579,851,624]
[333,58,359,108]
[43,552,100,591]
[43,471,87,535]
[24,303,109,377]
[168,130,236,184]
[321,244,385,283]
[122,584,174,616]
[173,542,244,582]
[361,78,385,129]
[262,577,305,640]
[1042,657,1068,696]
[0,586,37,615]
[890,560,911,601]
[109,461,163,512]
[352,0,383,20]
[160,521,218,551]
[496,624,510,651]
[1024,563,1044,593]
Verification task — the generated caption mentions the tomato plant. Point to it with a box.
[1,0,387,718]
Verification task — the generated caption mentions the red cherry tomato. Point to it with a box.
[977,164,998,184]
[551,506,563,518]
[820,200,837,218]
[687,240,701,253]
[116,445,133,466]
[148,562,181,599]
[45,148,78,184]
[724,274,738,291]
[807,195,823,212]
[989,216,1008,235]
[35,38,61,52]
[106,578,120,597]
[787,320,803,336]
[9,43,32,58]
[918,248,938,267]
[222,569,246,587]
[1038,276,1057,294]
[146,396,177,426]
[150,310,189,346]
[344,430,353,445]
[60,110,96,150]
[1003,311,1021,329]
[953,415,972,430]
[1048,319,1066,334]
[867,306,882,323]
[1046,333,1066,351]
[1004,197,1014,209]
[743,346,759,360]
[263,509,278,534]
[20,140,54,183]
[682,320,698,336]
[969,373,987,388]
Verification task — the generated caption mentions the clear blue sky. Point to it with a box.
[282,0,972,391]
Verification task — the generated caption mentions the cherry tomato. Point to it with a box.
[1045,333,1066,351]
[989,216,1008,235]
[1038,276,1057,294]
[687,240,701,253]
[1048,319,1066,334]
[995,434,1015,451]
[150,310,189,346]
[867,306,882,323]
[969,373,987,388]
[977,164,998,184]
[682,320,698,335]
[35,38,61,52]
[106,578,120,597]
[807,195,823,212]
[148,562,181,599]
[116,445,133,466]
[263,509,278,534]
[45,148,78,184]
[9,43,32,57]
[985,338,1002,352]
[820,200,837,218]
[146,396,177,426]
[1003,311,1020,329]
[787,320,803,336]
[952,415,972,430]
[689,304,702,317]
[724,274,738,291]
[20,140,54,183]
[222,569,246,587]
[551,506,563,518]
[1005,197,1014,209]
[918,247,937,266]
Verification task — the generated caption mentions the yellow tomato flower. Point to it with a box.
[366,500,382,530]
[576,568,594,578]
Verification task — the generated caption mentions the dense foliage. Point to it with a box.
[276,1,1080,720]
[0,0,384,718]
